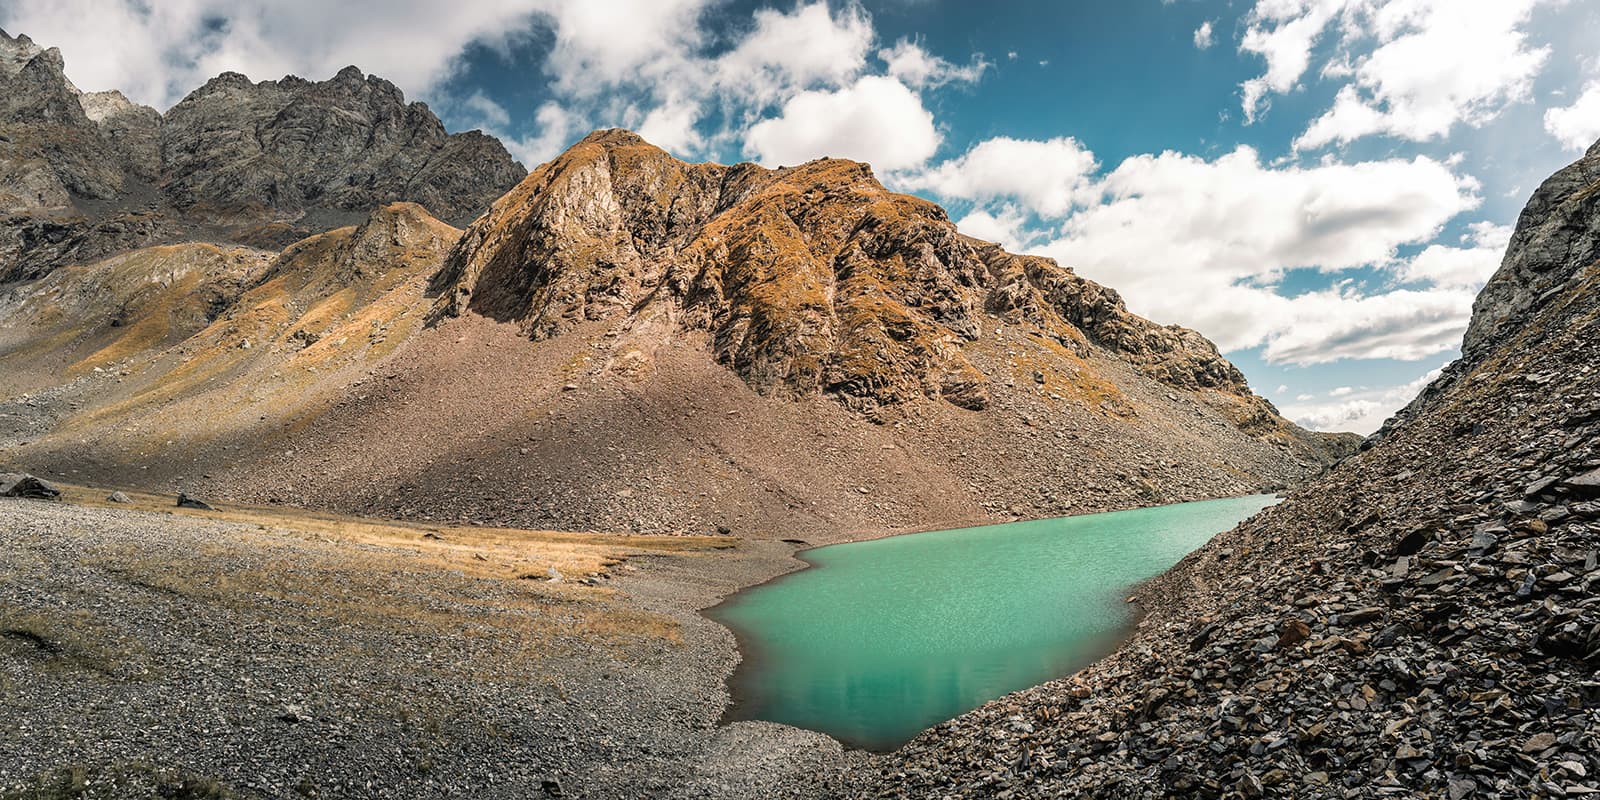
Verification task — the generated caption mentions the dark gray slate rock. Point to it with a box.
[159,67,524,227]
[0,472,61,499]
[1560,467,1600,495]
[175,493,214,510]
[1464,138,1600,359]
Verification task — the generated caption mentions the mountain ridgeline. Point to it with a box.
[0,57,1353,539]
[0,28,525,283]
[5,25,1598,800]
[432,129,1270,416]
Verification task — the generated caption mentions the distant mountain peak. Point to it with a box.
[0,30,527,283]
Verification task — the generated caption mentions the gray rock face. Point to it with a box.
[0,471,61,499]
[1372,139,1600,443]
[79,90,161,181]
[0,29,526,283]
[0,30,129,207]
[160,67,525,226]
[0,212,181,283]
[1464,140,1600,359]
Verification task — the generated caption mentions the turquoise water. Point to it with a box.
[710,494,1279,751]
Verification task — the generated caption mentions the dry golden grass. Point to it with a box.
[56,483,731,651]
[0,606,132,676]
[1007,333,1133,417]
[34,207,456,460]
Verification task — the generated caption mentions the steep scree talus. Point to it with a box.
[861,142,1600,797]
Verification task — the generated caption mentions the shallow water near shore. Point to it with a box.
[711,494,1280,751]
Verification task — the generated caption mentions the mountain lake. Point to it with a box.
[710,493,1280,750]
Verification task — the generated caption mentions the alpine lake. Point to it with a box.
[710,494,1280,751]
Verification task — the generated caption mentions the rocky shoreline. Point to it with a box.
[0,492,868,799]
[856,141,1600,800]
[2,481,1287,800]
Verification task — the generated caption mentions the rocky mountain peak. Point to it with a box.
[1464,138,1600,360]
[195,71,256,94]
[0,30,527,284]
[436,129,1285,427]
[0,41,86,125]
[158,62,522,225]
[1373,135,1600,441]
[0,29,49,77]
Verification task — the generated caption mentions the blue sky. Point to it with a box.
[7,0,1600,433]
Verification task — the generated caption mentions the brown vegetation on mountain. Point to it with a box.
[4,130,1351,541]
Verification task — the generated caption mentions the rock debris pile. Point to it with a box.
[860,140,1600,799]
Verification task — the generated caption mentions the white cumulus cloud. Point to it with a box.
[1295,0,1551,149]
[461,91,512,129]
[497,101,578,167]
[1237,0,1554,147]
[1028,145,1482,362]
[0,0,705,110]
[713,3,873,104]
[743,75,939,170]
[902,136,1098,217]
[1399,221,1511,288]
[1281,362,1447,434]
[1545,78,1600,151]
[1239,0,1348,123]
[879,39,988,88]
[955,206,1033,250]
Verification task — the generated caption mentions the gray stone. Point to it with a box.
[0,29,526,284]
[0,472,60,499]
[175,493,214,510]
[1562,468,1600,496]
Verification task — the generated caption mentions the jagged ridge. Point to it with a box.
[0,28,525,283]
[436,129,1272,421]
[4,129,1351,540]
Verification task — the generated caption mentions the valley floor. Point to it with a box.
[0,491,865,799]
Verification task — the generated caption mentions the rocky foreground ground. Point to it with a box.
[0,490,863,799]
[858,143,1600,799]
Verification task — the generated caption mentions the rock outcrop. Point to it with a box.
[863,140,1600,798]
[0,471,60,499]
[0,29,525,283]
[0,30,130,209]
[436,130,1290,422]
[159,67,526,227]
[1465,139,1600,360]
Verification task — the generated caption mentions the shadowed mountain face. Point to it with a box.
[0,29,525,284]
[2,129,1354,540]
[866,138,1600,798]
